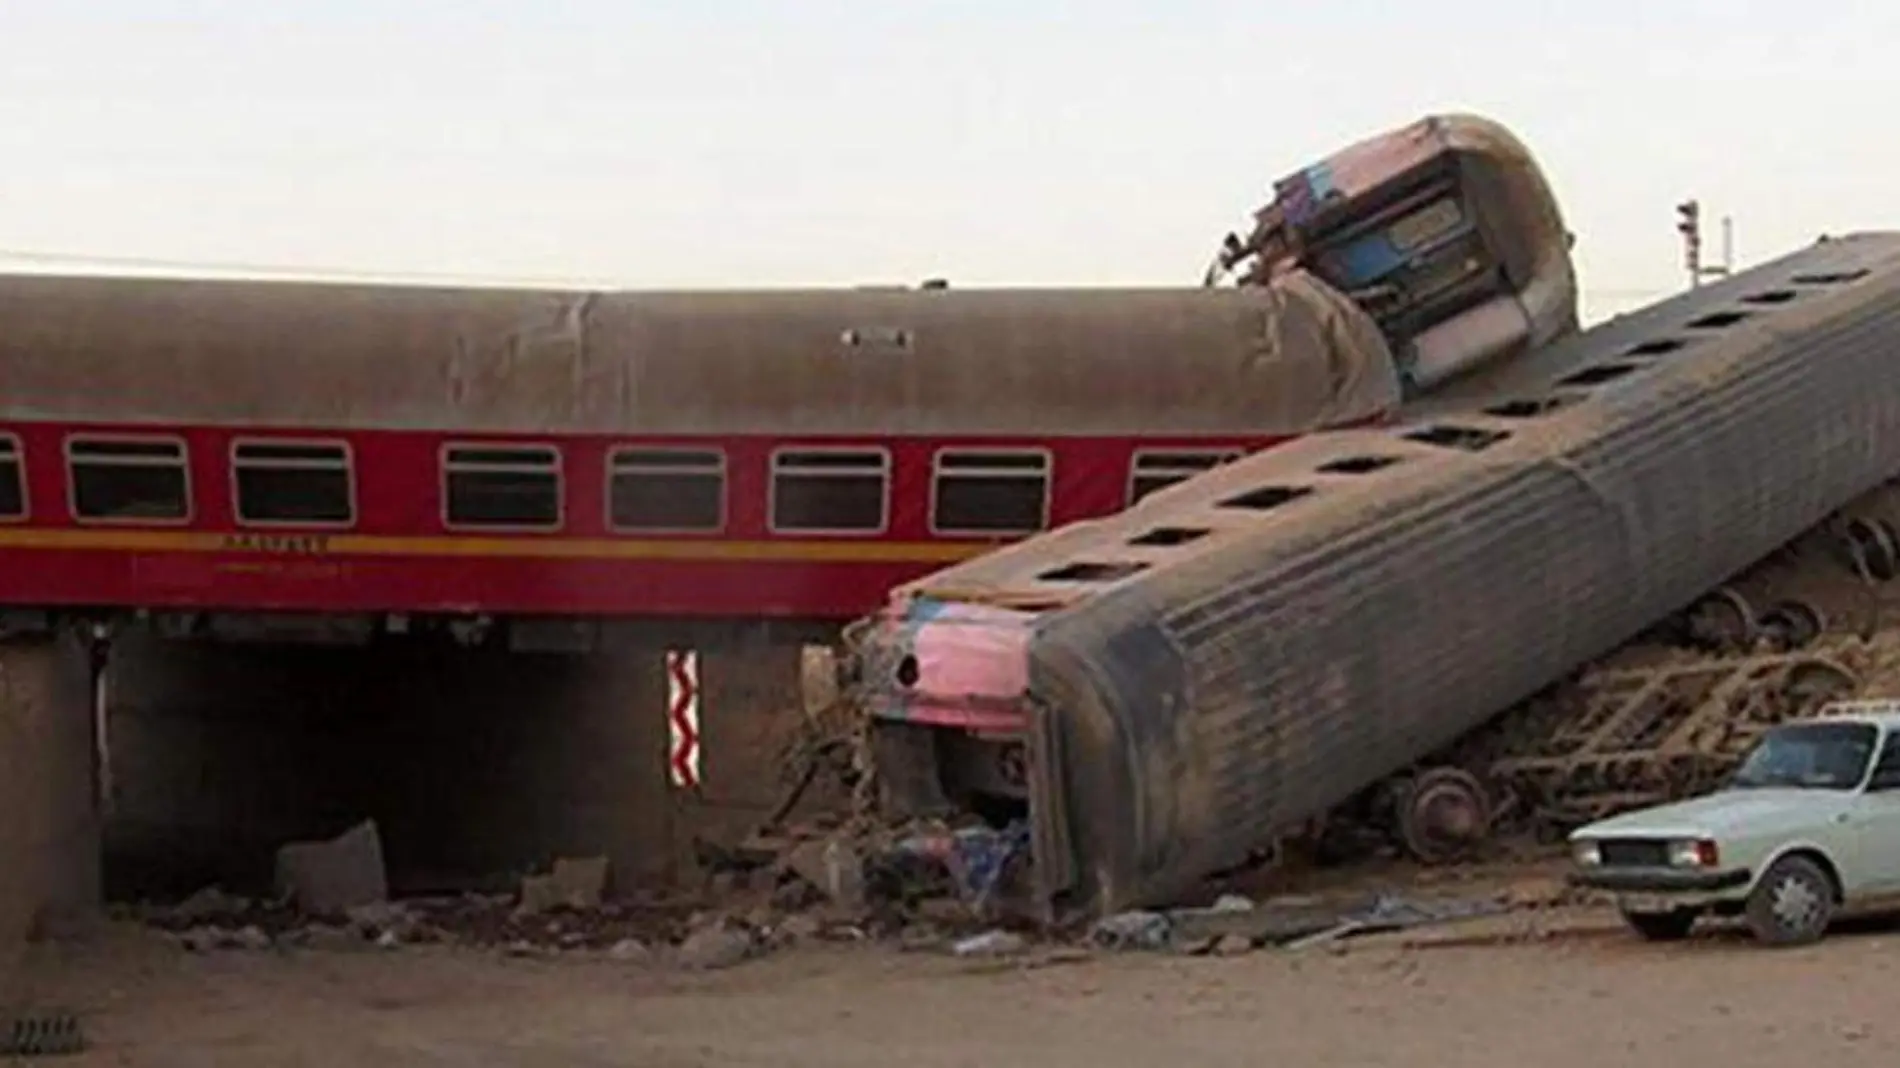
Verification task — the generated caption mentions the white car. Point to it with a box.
[1567,703,1900,945]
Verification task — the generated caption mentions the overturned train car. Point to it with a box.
[853,232,1900,922]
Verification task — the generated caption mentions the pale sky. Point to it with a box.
[2,2,1894,322]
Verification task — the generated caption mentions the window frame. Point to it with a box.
[0,432,26,523]
[766,444,892,536]
[438,441,565,533]
[603,444,729,535]
[1871,730,1900,786]
[228,436,359,530]
[1125,446,1244,507]
[927,446,1054,537]
[64,432,194,526]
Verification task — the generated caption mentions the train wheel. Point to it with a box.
[1781,658,1859,709]
[1841,517,1900,581]
[1759,600,1826,650]
[1682,587,1757,651]
[1395,767,1492,864]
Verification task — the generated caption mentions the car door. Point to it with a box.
[1849,730,1900,901]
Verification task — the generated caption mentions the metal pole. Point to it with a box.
[1677,200,1702,289]
[1721,216,1735,275]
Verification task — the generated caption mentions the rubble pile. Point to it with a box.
[126,814,1554,972]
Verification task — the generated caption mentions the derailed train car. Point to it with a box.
[852,233,1900,922]
[1207,112,1578,396]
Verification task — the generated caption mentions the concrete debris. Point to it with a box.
[1282,893,1511,951]
[951,930,1027,958]
[1213,934,1255,957]
[1089,911,1172,952]
[1211,894,1256,913]
[176,924,273,953]
[780,837,866,910]
[346,901,421,942]
[516,856,611,916]
[289,924,368,953]
[774,913,825,943]
[273,820,389,917]
[898,923,950,953]
[168,885,251,924]
[608,937,654,963]
[675,923,757,971]
[1084,891,1513,954]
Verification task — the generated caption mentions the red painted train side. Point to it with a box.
[0,111,1578,627]
[0,421,1293,619]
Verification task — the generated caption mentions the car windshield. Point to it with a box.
[1729,721,1877,790]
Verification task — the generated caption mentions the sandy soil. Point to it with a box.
[12,900,1900,1068]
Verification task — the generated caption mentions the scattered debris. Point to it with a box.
[166,885,249,924]
[675,922,757,971]
[1213,934,1255,957]
[516,856,611,916]
[274,820,389,917]
[174,924,272,953]
[780,836,867,910]
[1089,911,1172,952]
[346,901,422,942]
[883,821,1032,919]
[608,937,654,963]
[952,929,1028,958]
[1211,893,1256,913]
[1081,889,1513,955]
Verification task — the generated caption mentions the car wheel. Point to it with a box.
[1745,855,1835,946]
[1619,907,1698,941]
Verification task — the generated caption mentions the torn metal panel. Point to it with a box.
[1211,113,1579,396]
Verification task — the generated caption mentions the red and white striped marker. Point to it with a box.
[665,649,701,789]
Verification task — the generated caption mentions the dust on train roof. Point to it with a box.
[895,233,1900,615]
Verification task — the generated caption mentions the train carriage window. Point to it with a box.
[442,444,561,530]
[0,435,23,520]
[770,448,889,534]
[930,449,1051,536]
[66,436,190,523]
[1127,448,1244,506]
[231,440,354,526]
[608,447,725,533]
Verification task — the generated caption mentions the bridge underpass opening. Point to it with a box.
[96,624,839,904]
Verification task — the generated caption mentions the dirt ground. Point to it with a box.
[11,898,1900,1068]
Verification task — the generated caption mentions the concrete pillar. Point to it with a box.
[0,633,101,995]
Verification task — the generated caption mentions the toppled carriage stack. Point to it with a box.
[850,233,1900,924]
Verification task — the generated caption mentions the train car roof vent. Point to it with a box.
[1128,526,1211,547]
[1317,455,1404,475]
[1742,289,1798,305]
[1218,485,1314,511]
[1687,311,1750,329]
[1557,362,1640,387]
[1038,560,1150,583]
[1792,269,1868,285]
[1401,424,1510,451]
[1482,395,1580,419]
[1627,338,1688,356]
